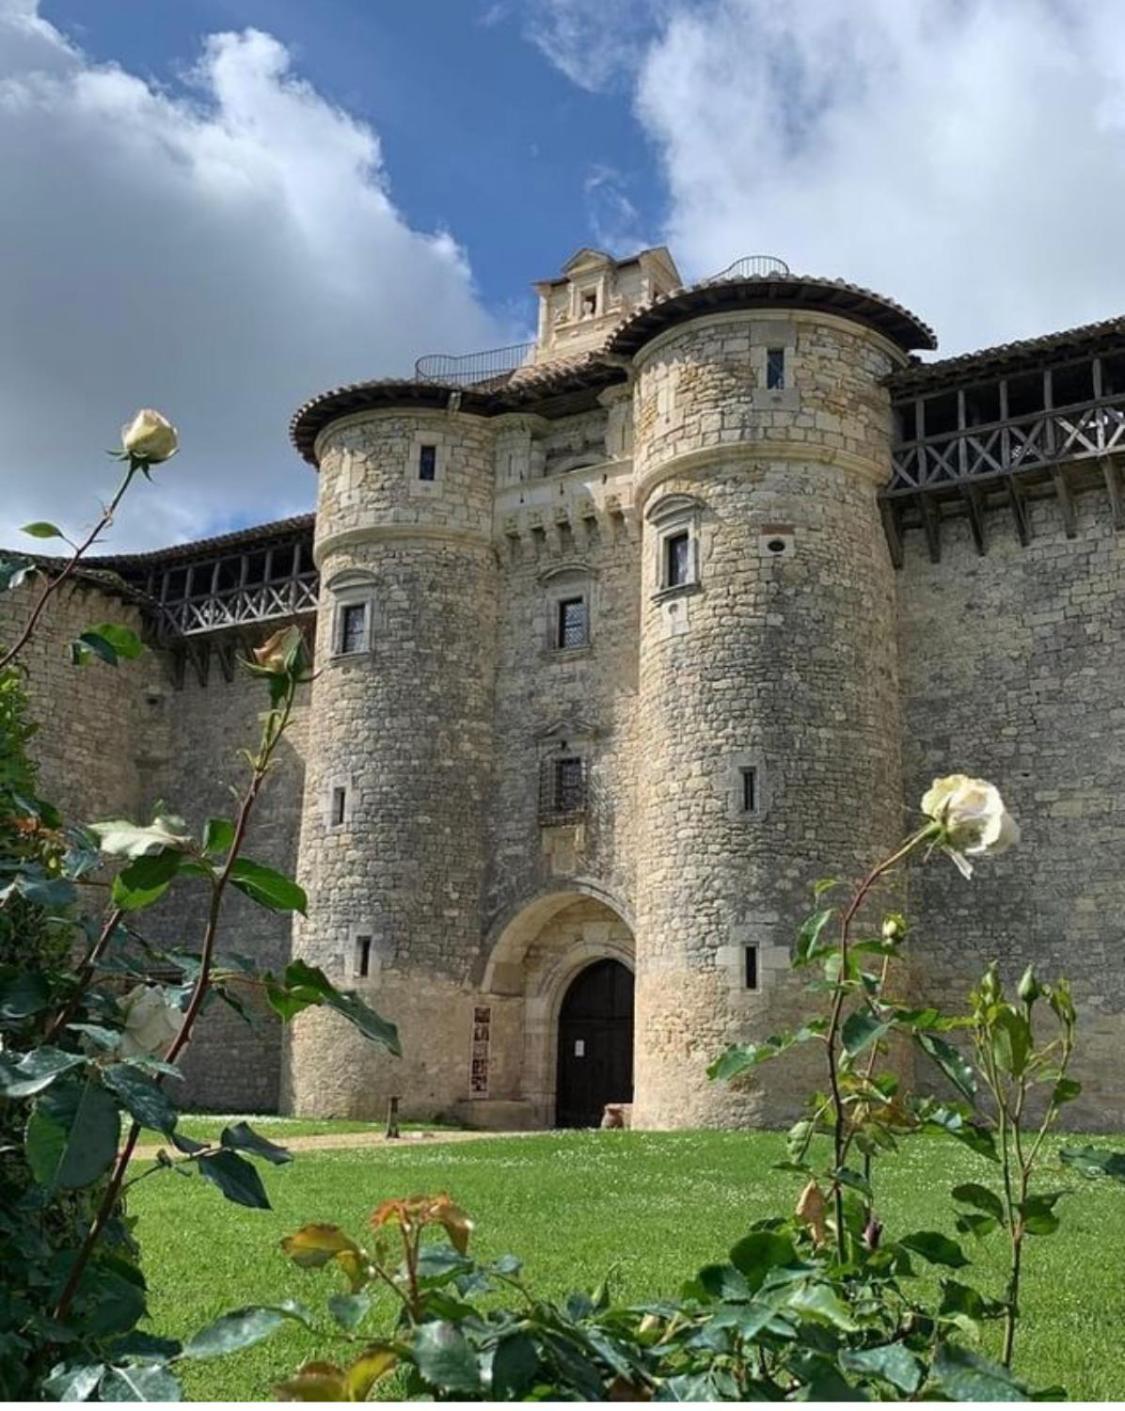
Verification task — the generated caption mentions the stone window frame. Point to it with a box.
[540,562,596,655]
[727,750,769,822]
[647,493,703,601]
[719,924,789,1000]
[322,771,356,830]
[349,922,389,980]
[535,718,596,827]
[406,428,446,495]
[326,568,379,662]
[749,319,800,411]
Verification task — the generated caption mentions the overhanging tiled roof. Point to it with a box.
[888,313,1125,394]
[604,274,936,359]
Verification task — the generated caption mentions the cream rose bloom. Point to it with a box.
[921,774,1019,878]
[118,984,182,1059]
[121,409,178,464]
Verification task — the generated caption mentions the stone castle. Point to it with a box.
[6,246,1125,1129]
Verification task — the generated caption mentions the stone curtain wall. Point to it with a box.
[631,311,906,1128]
[898,498,1125,1129]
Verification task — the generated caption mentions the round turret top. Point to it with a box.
[604,272,936,359]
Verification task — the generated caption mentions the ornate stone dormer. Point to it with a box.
[533,246,681,365]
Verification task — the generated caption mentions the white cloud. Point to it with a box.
[539,0,1125,358]
[523,0,659,92]
[0,2,505,550]
[583,164,650,253]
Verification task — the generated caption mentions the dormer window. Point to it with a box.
[580,288,598,318]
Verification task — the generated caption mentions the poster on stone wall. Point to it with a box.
[469,1004,491,1097]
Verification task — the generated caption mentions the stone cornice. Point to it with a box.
[314,522,493,567]
[631,307,911,372]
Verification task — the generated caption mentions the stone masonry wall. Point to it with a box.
[898,494,1125,1129]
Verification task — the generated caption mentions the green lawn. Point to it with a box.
[152,1114,450,1144]
[130,1129,1125,1401]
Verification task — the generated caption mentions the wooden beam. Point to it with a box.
[962,485,987,556]
[1005,475,1031,547]
[1051,466,1077,538]
[879,500,904,569]
[1101,456,1125,530]
[920,493,942,563]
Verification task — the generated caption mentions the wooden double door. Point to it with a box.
[555,959,634,1128]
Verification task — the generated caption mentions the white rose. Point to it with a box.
[121,409,178,464]
[119,984,182,1059]
[921,774,1019,878]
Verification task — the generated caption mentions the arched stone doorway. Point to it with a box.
[556,959,634,1128]
[476,886,635,1127]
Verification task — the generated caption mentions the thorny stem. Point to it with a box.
[42,906,125,1044]
[52,678,298,1323]
[0,464,138,675]
[823,825,936,1261]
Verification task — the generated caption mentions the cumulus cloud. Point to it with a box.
[538,0,1125,357]
[0,2,505,549]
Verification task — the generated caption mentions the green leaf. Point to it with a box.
[89,623,145,661]
[834,1166,873,1198]
[41,1361,106,1400]
[21,520,63,538]
[841,1010,891,1056]
[182,1301,312,1359]
[98,1365,182,1401]
[490,1332,539,1399]
[839,1342,924,1394]
[26,1078,121,1188]
[921,1104,999,1161]
[273,1364,346,1401]
[344,1348,397,1400]
[202,817,234,854]
[786,1281,858,1331]
[228,857,306,914]
[267,959,400,1055]
[916,1032,977,1103]
[197,1149,271,1209]
[73,632,121,667]
[934,1342,1029,1401]
[111,849,182,912]
[1018,1192,1064,1235]
[326,1292,371,1332]
[728,1231,799,1293]
[794,907,835,966]
[0,965,51,1020]
[1060,1146,1125,1181]
[411,1320,481,1394]
[1052,1077,1081,1105]
[939,1278,1007,1327]
[0,556,36,591]
[898,1230,969,1268]
[990,1008,1032,1078]
[0,1045,85,1097]
[89,814,193,859]
[220,1120,292,1165]
[698,1262,752,1302]
[102,1063,177,1136]
[708,1023,825,1082]
[951,1182,1005,1223]
[956,1211,1000,1241]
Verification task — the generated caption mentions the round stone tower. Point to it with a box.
[608,277,935,1128]
[285,388,498,1118]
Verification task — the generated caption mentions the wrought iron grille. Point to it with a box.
[705,255,790,282]
[414,341,536,388]
[538,755,587,825]
[557,597,588,649]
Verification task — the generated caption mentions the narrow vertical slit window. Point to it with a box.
[744,944,759,991]
[338,601,368,655]
[330,786,347,828]
[557,596,588,649]
[740,766,758,815]
[766,347,786,390]
[354,935,373,979]
[665,530,691,588]
[418,444,437,481]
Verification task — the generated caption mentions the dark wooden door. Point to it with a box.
[556,959,634,1128]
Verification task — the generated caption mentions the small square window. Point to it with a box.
[665,531,691,588]
[740,766,757,815]
[766,348,786,391]
[330,786,347,828]
[338,602,368,655]
[418,444,437,481]
[555,757,585,814]
[744,944,759,991]
[557,597,588,649]
[354,935,372,979]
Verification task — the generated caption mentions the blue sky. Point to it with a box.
[43,0,663,321]
[6,0,1125,548]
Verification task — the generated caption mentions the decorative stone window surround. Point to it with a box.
[647,492,704,600]
[326,568,379,661]
[539,562,596,655]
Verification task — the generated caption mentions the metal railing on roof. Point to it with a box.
[705,255,790,282]
[414,340,536,388]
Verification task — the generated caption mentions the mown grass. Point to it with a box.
[130,1129,1125,1401]
[146,1114,451,1144]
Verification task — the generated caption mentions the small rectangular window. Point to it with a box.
[740,766,757,815]
[744,944,759,991]
[665,531,691,587]
[557,597,588,649]
[418,444,437,481]
[581,289,598,317]
[354,935,372,979]
[339,602,368,655]
[555,757,584,814]
[330,786,347,827]
[766,348,786,390]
